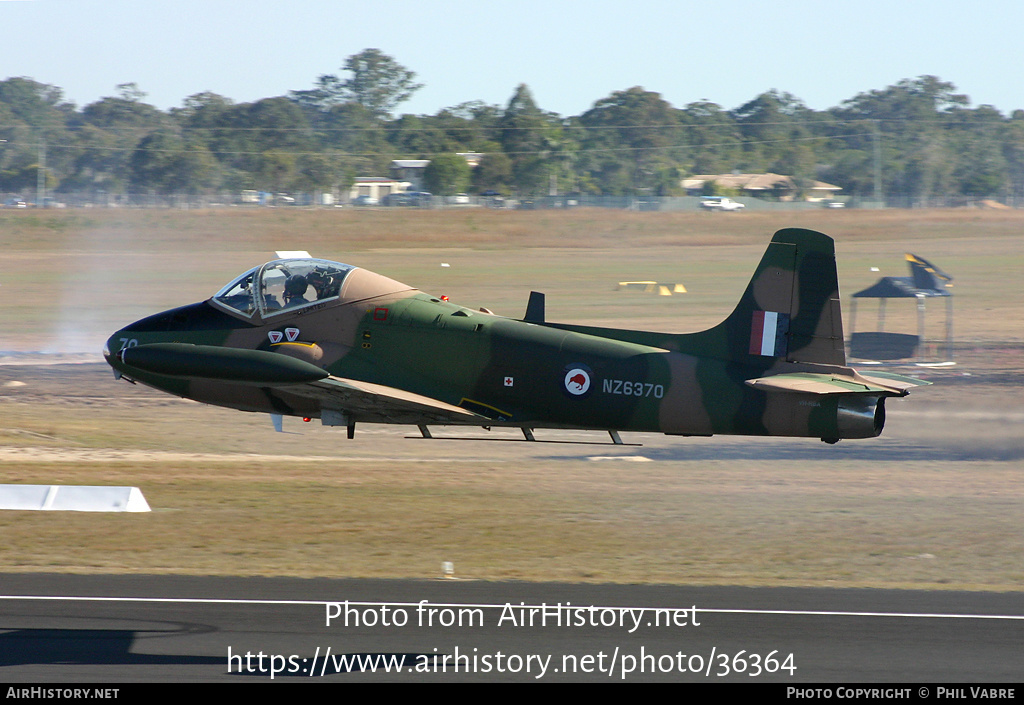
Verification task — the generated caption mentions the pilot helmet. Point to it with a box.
[284,274,308,298]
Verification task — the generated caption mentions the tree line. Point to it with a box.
[2,49,1023,205]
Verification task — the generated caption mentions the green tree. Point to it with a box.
[0,77,72,127]
[500,85,545,153]
[207,98,312,179]
[576,87,683,194]
[57,124,122,192]
[129,131,218,196]
[471,149,512,194]
[950,105,1007,198]
[0,78,76,191]
[732,90,816,176]
[291,49,422,119]
[0,162,56,192]
[818,148,873,198]
[167,92,237,183]
[79,85,164,129]
[423,153,470,195]
[433,101,503,150]
[499,84,564,194]
[387,114,455,156]
[318,101,393,176]
[679,100,743,175]
[175,91,235,125]
[342,49,422,118]
[67,86,168,193]
[256,150,297,193]
[589,160,632,195]
[294,151,350,194]
[1002,111,1024,201]
[833,76,969,202]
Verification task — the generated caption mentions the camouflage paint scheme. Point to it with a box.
[104,228,928,443]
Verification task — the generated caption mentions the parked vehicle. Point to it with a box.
[699,196,745,211]
[381,193,414,206]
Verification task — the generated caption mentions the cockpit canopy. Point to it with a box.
[212,258,355,318]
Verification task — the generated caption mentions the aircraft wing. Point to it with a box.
[283,375,487,425]
[745,371,930,396]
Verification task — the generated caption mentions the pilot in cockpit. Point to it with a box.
[213,259,355,318]
[283,274,311,307]
[307,268,340,300]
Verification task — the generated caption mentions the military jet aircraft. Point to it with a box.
[104,228,927,444]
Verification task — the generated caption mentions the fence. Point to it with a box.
[2,192,1020,211]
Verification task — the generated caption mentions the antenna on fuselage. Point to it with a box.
[524,291,546,323]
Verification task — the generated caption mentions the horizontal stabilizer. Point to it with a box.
[746,371,930,396]
[854,370,933,393]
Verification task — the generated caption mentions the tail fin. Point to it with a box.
[538,228,847,366]
[689,228,845,366]
[906,253,953,293]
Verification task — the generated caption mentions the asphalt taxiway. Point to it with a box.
[1,573,1021,682]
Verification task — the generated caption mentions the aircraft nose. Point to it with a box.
[104,301,208,366]
[105,319,154,373]
[103,333,118,363]
[104,331,126,378]
[104,329,133,359]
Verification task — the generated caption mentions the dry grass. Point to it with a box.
[1,207,1022,588]
[4,205,1024,251]
[2,207,1023,349]
[1,414,1021,588]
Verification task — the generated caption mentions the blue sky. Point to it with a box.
[2,0,1022,117]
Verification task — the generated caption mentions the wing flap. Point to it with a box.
[282,376,485,425]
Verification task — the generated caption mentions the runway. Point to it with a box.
[2,573,1021,682]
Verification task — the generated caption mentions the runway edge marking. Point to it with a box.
[1,595,1022,621]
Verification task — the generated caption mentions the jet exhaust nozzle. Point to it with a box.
[835,396,886,438]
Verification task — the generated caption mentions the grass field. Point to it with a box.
[0,207,1022,589]
[2,206,1021,349]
